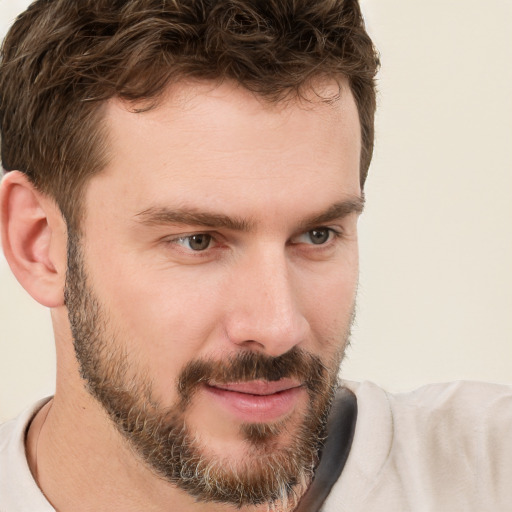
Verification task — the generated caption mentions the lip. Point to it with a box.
[204,379,304,423]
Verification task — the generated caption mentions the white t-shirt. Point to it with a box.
[1,382,511,512]
[326,381,512,512]
[0,397,54,511]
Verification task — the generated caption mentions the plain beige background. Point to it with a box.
[1,0,511,421]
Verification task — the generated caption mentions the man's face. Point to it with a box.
[65,80,362,508]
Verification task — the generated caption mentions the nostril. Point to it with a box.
[235,339,266,351]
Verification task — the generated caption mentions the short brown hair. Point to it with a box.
[0,0,379,229]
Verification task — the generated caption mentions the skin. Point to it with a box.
[1,79,362,511]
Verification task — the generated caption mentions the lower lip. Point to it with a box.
[204,385,304,423]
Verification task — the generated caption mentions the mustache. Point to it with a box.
[177,347,332,403]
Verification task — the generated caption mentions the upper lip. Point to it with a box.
[207,379,302,396]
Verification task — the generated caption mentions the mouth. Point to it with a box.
[203,379,305,423]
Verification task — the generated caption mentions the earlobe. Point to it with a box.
[0,171,67,308]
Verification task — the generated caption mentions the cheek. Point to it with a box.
[299,259,358,348]
[88,258,228,401]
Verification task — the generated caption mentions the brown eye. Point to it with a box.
[307,228,330,245]
[187,234,212,251]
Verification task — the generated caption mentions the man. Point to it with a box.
[0,1,510,511]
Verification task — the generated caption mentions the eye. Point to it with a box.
[294,227,336,245]
[174,233,213,251]
[307,228,331,245]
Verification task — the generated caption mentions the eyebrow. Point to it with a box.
[135,207,254,231]
[135,195,365,232]
[297,195,365,230]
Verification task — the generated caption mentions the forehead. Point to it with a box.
[106,78,359,147]
[85,79,361,226]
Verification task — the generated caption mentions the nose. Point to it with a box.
[223,245,309,357]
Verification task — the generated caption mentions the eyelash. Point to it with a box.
[169,233,218,252]
[164,227,343,257]
[291,227,342,247]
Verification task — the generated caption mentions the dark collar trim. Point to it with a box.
[294,386,358,512]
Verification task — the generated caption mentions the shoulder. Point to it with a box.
[385,381,512,466]
[324,381,512,512]
[345,380,512,440]
[384,380,512,432]
[0,398,55,512]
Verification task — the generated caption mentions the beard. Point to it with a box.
[64,232,350,509]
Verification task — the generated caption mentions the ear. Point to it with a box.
[0,171,68,307]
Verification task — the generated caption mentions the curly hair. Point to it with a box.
[0,0,379,229]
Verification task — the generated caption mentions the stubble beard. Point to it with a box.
[64,232,351,510]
